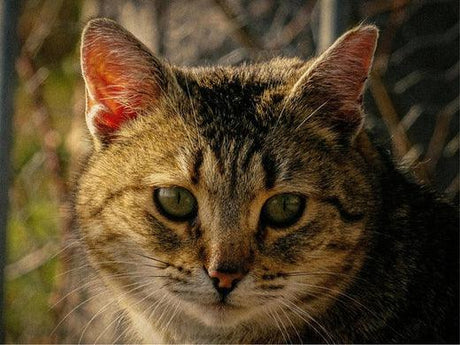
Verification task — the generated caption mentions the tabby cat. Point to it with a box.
[72,18,459,343]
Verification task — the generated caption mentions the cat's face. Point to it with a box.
[76,19,379,332]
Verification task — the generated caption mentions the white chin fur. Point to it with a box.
[184,302,249,328]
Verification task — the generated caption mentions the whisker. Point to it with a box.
[265,308,288,344]
[57,258,169,278]
[50,238,82,260]
[285,270,372,286]
[111,316,127,344]
[295,101,328,131]
[274,304,293,344]
[92,311,124,344]
[282,298,334,344]
[96,281,173,343]
[146,290,170,321]
[156,295,175,338]
[274,96,290,130]
[163,300,181,331]
[52,278,156,337]
[290,280,402,337]
[77,280,156,344]
[50,279,97,310]
[131,252,171,267]
[51,287,108,336]
[142,263,169,269]
[56,263,93,277]
[279,303,303,344]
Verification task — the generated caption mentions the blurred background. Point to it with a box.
[0,0,458,342]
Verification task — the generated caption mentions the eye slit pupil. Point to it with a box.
[262,193,305,228]
[154,187,197,221]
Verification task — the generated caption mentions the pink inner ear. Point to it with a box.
[342,29,377,101]
[85,54,146,136]
[288,26,378,138]
[81,21,164,139]
[89,74,139,135]
[305,26,378,110]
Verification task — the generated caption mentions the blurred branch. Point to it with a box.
[15,59,68,202]
[373,0,409,74]
[16,0,67,204]
[400,144,423,167]
[22,0,64,57]
[369,71,411,158]
[266,0,316,50]
[369,70,430,183]
[445,174,459,201]
[393,62,459,94]
[424,97,459,177]
[390,22,459,65]
[15,0,73,330]
[399,105,422,131]
[444,133,459,158]
[212,0,263,55]
[367,0,453,186]
[361,0,410,17]
[5,241,60,281]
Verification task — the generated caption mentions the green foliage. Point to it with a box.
[5,0,82,342]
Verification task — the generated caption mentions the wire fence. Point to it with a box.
[3,0,458,342]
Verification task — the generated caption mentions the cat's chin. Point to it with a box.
[185,302,250,328]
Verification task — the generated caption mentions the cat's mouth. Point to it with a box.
[207,301,239,310]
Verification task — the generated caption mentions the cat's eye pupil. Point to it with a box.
[154,187,197,221]
[262,193,305,227]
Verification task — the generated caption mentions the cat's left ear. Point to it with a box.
[81,18,176,147]
[289,25,378,143]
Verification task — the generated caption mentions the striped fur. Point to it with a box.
[72,19,459,343]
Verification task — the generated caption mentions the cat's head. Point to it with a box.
[76,18,379,332]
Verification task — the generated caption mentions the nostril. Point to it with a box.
[207,270,243,289]
[207,269,244,299]
[211,276,220,290]
[211,278,239,300]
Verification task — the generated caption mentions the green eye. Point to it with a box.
[154,187,197,221]
[262,193,305,227]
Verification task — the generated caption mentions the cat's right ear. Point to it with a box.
[287,25,378,144]
[81,18,173,148]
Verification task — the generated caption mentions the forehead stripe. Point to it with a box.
[262,153,278,190]
[191,148,204,185]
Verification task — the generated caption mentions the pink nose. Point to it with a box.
[207,270,245,289]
